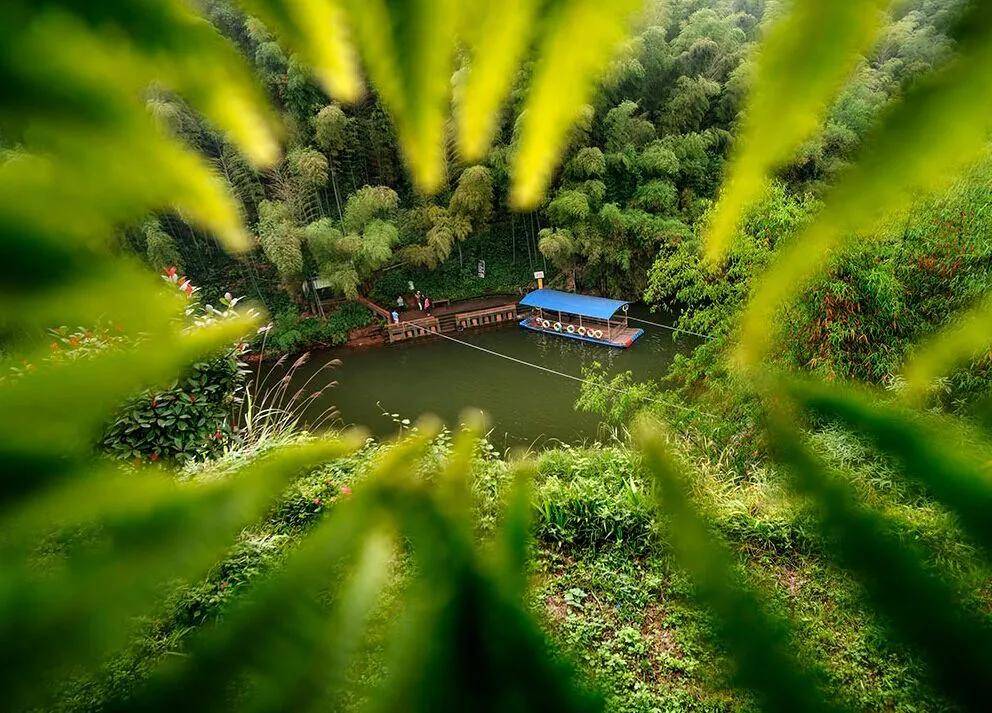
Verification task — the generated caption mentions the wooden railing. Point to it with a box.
[386,316,439,343]
[455,304,518,330]
[354,294,393,321]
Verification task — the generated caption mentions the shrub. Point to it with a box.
[261,302,374,354]
[533,447,656,551]
[101,352,246,463]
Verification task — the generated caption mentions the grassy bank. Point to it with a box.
[55,427,980,712]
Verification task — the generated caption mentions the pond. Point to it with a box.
[266,305,701,448]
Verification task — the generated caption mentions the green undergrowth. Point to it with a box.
[57,430,983,712]
[258,300,375,355]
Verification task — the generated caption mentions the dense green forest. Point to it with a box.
[4,0,992,711]
[130,0,978,357]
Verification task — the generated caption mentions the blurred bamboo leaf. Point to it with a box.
[237,0,362,102]
[456,0,540,161]
[490,461,537,597]
[738,0,992,367]
[636,420,839,713]
[784,378,992,554]
[768,415,992,712]
[705,0,892,264]
[901,291,992,401]
[510,0,643,208]
[0,439,356,711]
[118,431,435,712]
[0,316,256,482]
[341,0,462,194]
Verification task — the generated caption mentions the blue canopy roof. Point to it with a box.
[519,289,629,320]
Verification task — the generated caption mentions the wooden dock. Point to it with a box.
[385,295,519,344]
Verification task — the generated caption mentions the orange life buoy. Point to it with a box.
[577,326,587,336]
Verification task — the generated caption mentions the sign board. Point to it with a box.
[533,271,544,279]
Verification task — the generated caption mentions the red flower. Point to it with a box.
[50,341,59,351]
[312,497,323,506]
[340,485,352,496]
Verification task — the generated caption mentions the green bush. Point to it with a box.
[262,301,374,354]
[101,352,246,463]
[534,448,655,551]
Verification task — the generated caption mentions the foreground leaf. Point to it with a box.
[637,421,838,713]
[705,0,892,263]
[784,378,992,554]
[510,0,643,208]
[901,291,992,400]
[768,415,992,712]
[738,1,992,366]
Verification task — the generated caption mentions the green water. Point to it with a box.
[274,306,700,448]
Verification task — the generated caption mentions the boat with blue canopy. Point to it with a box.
[518,288,644,348]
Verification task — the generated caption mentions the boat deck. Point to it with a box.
[520,316,643,349]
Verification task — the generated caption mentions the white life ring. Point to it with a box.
[566,324,576,334]
[593,329,603,339]
[577,326,587,336]
[541,319,551,329]
[553,321,562,331]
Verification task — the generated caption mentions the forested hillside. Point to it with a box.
[125,0,976,358]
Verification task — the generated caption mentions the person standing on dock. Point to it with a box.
[423,295,432,315]
[415,290,423,310]
[391,309,400,324]
[396,294,405,310]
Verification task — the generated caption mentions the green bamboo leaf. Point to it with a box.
[456,0,540,161]
[0,261,179,350]
[341,0,462,194]
[3,112,250,251]
[237,0,362,102]
[2,6,260,249]
[30,0,280,165]
[117,431,437,712]
[369,504,602,713]
[705,0,892,264]
[242,529,396,713]
[738,1,992,367]
[901,291,992,401]
[768,417,992,712]
[636,420,839,713]
[0,316,256,499]
[0,438,356,710]
[510,0,643,208]
[490,461,536,597]
[784,378,992,554]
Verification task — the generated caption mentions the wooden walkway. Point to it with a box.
[385,294,519,343]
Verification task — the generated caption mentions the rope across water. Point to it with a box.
[405,322,717,420]
[624,315,714,340]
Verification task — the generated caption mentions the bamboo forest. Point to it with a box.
[5,0,992,711]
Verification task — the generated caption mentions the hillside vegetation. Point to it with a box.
[3,1,992,712]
